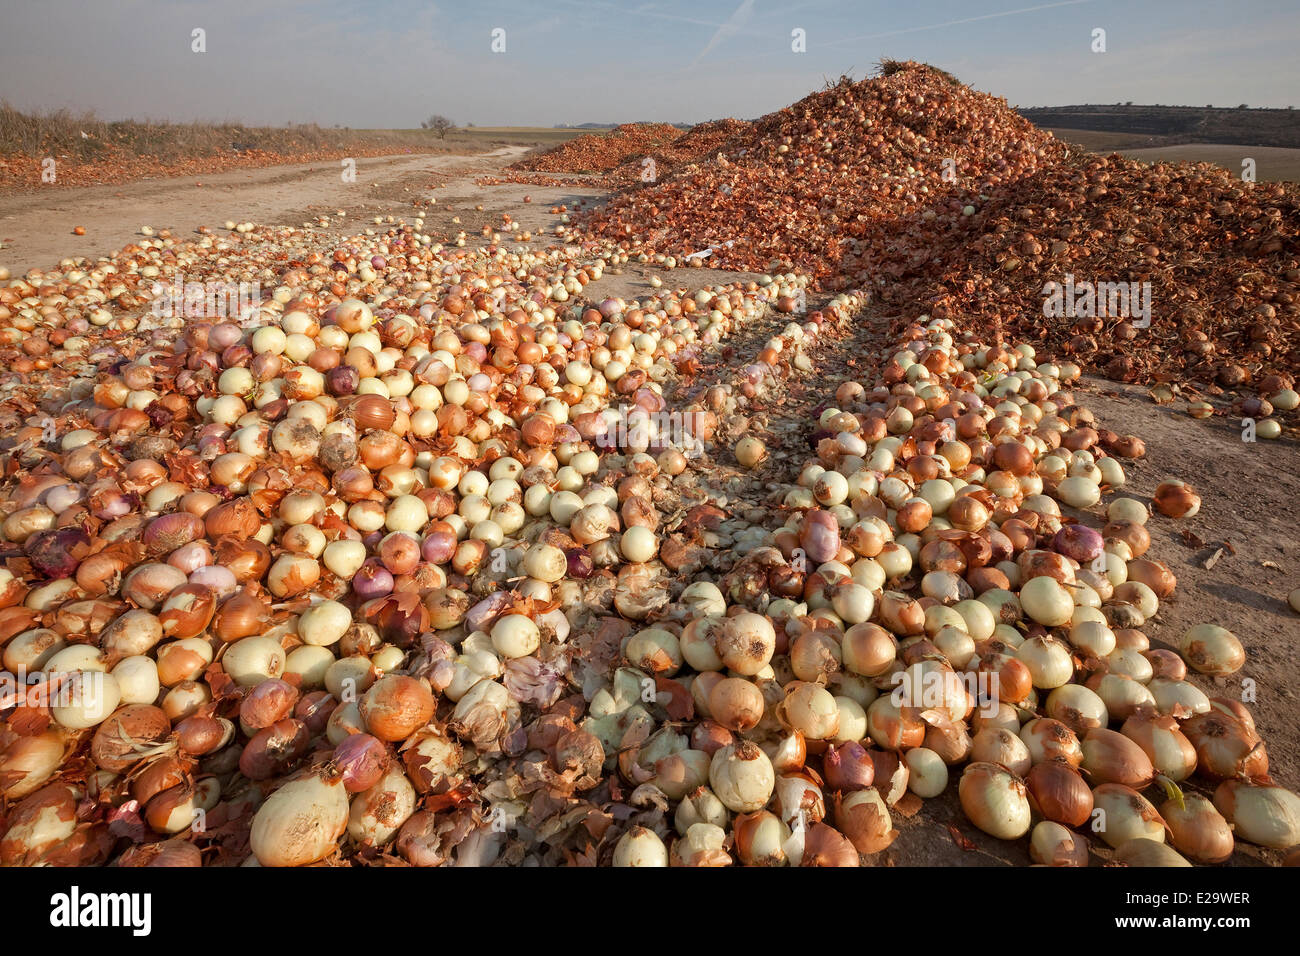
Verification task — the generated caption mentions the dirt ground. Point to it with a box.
[1047,129,1300,183]
[2,146,1296,866]
[0,148,530,275]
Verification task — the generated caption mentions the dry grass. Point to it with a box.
[0,105,591,192]
[876,59,961,87]
[0,102,448,163]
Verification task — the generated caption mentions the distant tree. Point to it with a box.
[1124,101,1133,106]
[1237,103,1249,109]
[421,115,455,138]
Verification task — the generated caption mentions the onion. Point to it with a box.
[1179,624,1245,676]
[958,762,1031,839]
[798,509,840,563]
[1020,718,1083,767]
[250,770,350,866]
[1120,712,1197,781]
[1113,839,1191,867]
[1162,792,1233,863]
[1016,635,1074,689]
[1053,524,1102,563]
[1020,576,1073,626]
[834,788,896,854]
[709,741,775,813]
[612,826,668,867]
[1030,821,1088,866]
[0,729,67,798]
[1213,780,1300,849]
[970,727,1031,776]
[714,613,775,675]
[823,741,875,792]
[1092,783,1166,848]
[1026,760,1092,827]
[347,767,417,847]
[1182,712,1268,780]
[1153,480,1200,518]
[360,676,435,742]
[89,705,171,772]
[1081,728,1154,788]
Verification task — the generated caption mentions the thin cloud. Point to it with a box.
[692,0,757,66]
[552,0,768,36]
[825,0,1092,46]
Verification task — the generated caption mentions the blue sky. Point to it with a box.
[1,0,1298,126]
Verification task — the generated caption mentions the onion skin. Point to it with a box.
[89,705,171,772]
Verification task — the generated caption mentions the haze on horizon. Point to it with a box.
[1,0,1297,128]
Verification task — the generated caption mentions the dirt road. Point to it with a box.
[0,147,532,274]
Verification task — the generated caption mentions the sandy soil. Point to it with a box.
[3,145,1295,867]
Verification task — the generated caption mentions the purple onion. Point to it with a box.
[144,401,174,429]
[91,490,133,521]
[565,547,593,579]
[352,560,394,600]
[464,341,488,363]
[209,322,242,350]
[370,255,387,269]
[326,365,359,396]
[634,387,665,413]
[189,564,238,599]
[1053,524,1104,563]
[420,529,457,565]
[823,741,875,792]
[333,733,388,793]
[26,527,91,579]
[799,509,840,563]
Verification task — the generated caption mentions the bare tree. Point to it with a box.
[421,115,455,138]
